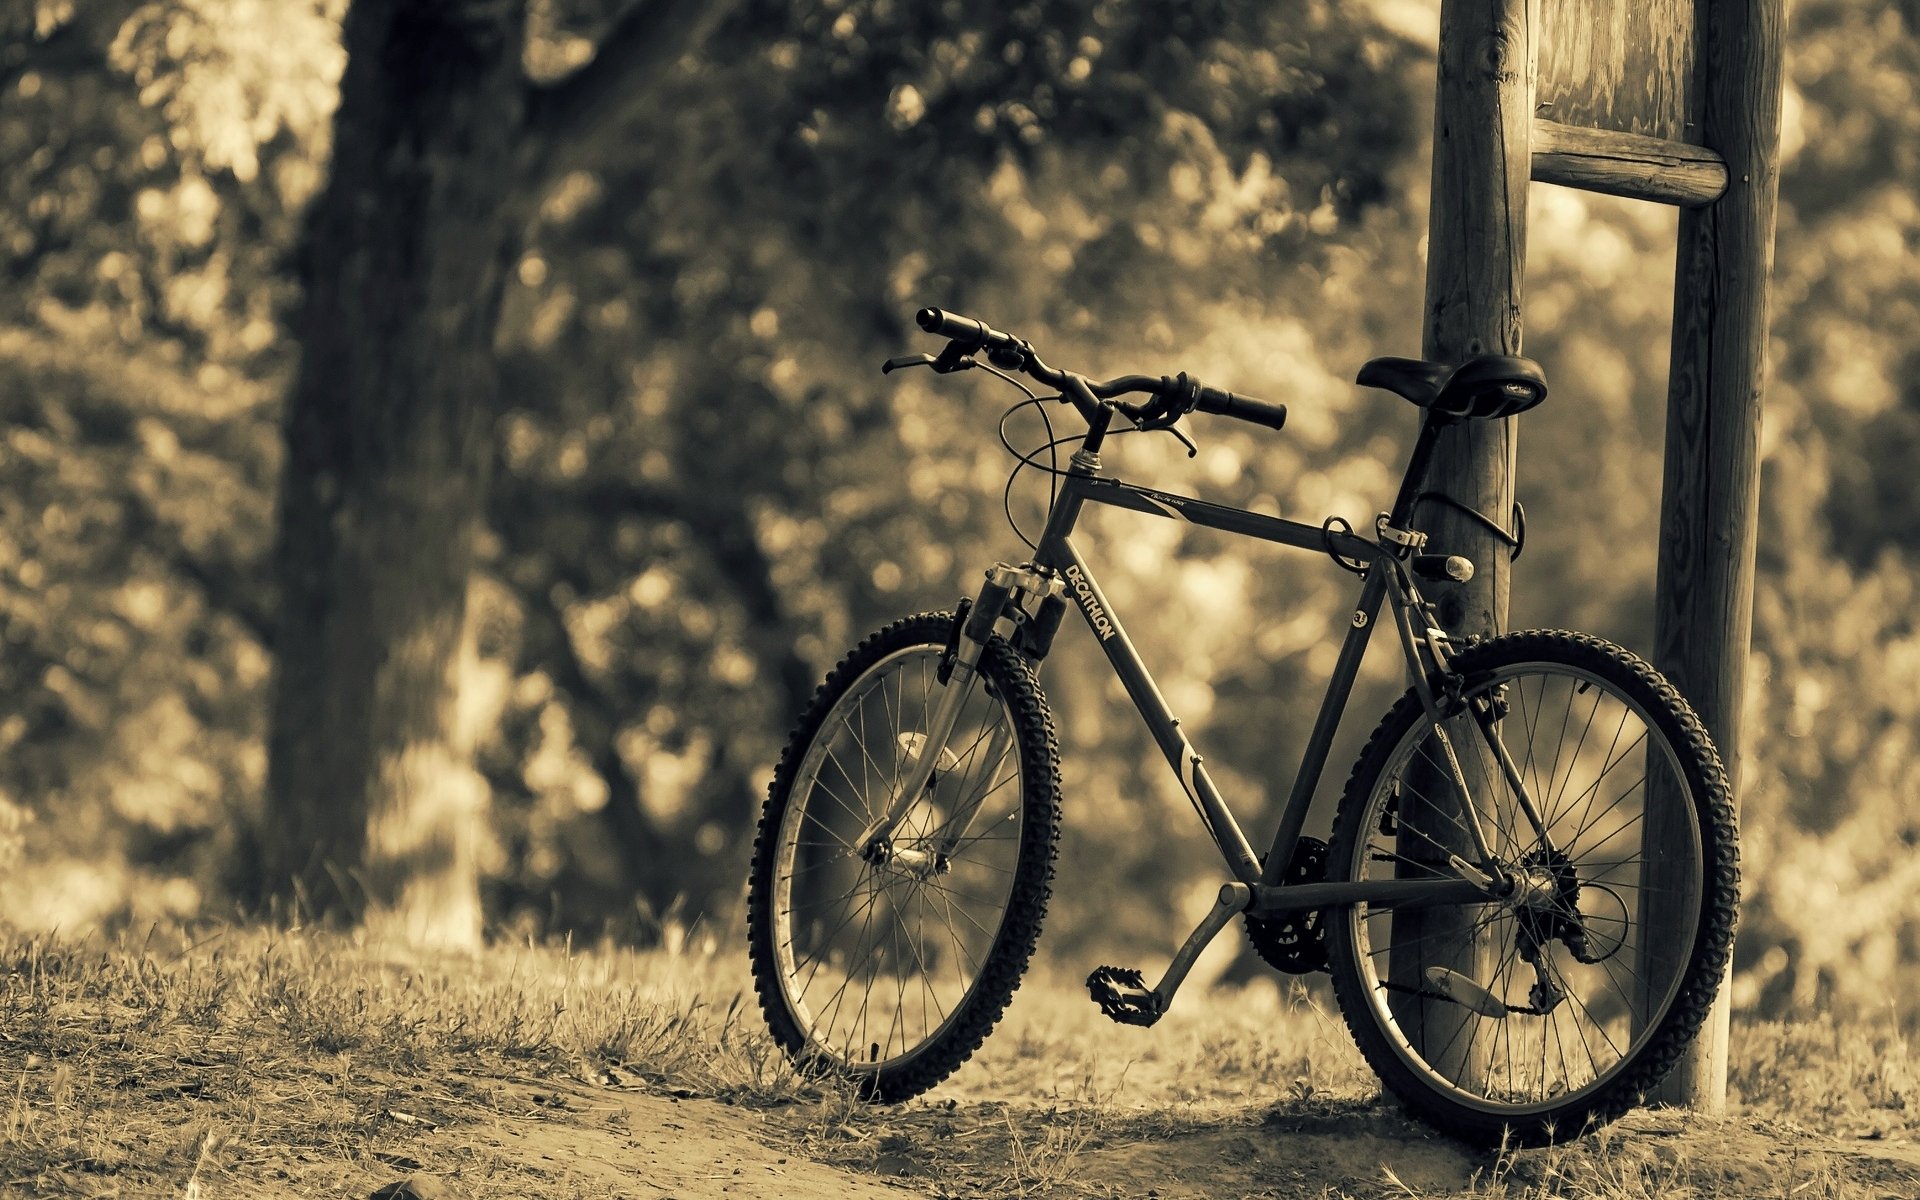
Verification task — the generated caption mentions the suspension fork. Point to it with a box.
[855,563,1059,856]
[930,722,1015,858]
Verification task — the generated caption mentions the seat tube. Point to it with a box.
[1386,413,1449,528]
[1261,565,1390,883]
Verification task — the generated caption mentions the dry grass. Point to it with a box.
[0,922,803,1195]
[1,924,1917,1198]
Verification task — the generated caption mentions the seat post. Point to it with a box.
[1387,413,1452,530]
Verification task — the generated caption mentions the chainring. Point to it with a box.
[1245,836,1330,974]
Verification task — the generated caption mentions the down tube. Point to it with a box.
[1042,538,1263,882]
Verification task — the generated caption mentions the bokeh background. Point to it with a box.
[1,0,1916,1018]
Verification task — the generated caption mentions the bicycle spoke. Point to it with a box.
[1552,728,1650,844]
[757,626,1051,1085]
[903,887,951,1027]
[1329,646,1730,1137]
[794,876,885,996]
[1546,685,1605,817]
[1543,705,1634,831]
[1564,781,1653,860]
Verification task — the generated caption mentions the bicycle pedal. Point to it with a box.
[1086,965,1163,1027]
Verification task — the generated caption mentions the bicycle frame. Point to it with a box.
[853,409,1524,1017]
[758,320,1730,1129]
[1029,469,1479,914]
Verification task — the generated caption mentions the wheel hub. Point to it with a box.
[861,838,949,880]
[1512,846,1599,963]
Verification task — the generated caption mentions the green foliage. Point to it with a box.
[0,0,328,924]
[481,0,1425,948]
[1,0,327,366]
[10,0,1920,1024]
[0,0,1427,954]
[0,331,274,925]
[1721,0,1920,1015]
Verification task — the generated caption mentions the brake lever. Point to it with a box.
[1114,399,1200,458]
[882,348,977,375]
[882,353,937,374]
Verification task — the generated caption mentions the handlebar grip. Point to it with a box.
[916,306,1016,351]
[1194,384,1288,431]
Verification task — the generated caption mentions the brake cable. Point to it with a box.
[961,355,1200,551]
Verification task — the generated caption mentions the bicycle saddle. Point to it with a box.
[1357,354,1548,420]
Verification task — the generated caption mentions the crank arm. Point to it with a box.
[1147,883,1253,1016]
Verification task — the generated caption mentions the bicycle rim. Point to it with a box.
[1341,658,1709,1117]
[769,644,1027,1073]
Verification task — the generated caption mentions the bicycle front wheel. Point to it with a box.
[1324,631,1738,1145]
[747,612,1060,1101]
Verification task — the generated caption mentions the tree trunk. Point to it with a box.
[263,0,530,947]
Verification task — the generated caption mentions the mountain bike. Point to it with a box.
[746,307,1739,1146]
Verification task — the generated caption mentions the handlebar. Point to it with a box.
[1191,385,1291,432]
[916,306,1017,353]
[904,307,1287,434]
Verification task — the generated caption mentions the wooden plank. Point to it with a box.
[1537,0,1695,141]
[1649,0,1788,1110]
[1531,118,1728,206]
[1389,0,1532,1073]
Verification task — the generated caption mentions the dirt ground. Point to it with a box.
[379,1072,1920,1200]
[425,1073,921,1199]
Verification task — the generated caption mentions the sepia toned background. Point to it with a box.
[0,0,1914,1021]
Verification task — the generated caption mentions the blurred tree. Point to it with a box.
[475,0,1427,954]
[0,0,1904,1015]
[0,0,1424,955]
[1723,0,1920,1012]
[1492,0,1920,1016]
[0,0,328,926]
[261,0,730,945]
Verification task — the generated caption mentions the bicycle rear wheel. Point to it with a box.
[747,612,1060,1100]
[1324,631,1738,1145]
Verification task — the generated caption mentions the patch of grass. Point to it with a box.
[2,923,1918,1198]
[1457,1121,1877,1200]
[0,922,810,1194]
[1732,1011,1920,1137]
[997,1105,1099,1196]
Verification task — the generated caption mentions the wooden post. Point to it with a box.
[1535,0,1693,140]
[1648,0,1787,1109]
[1389,0,1532,1070]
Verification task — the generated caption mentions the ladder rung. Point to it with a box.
[1530,119,1729,207]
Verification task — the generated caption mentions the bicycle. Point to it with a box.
[746,306,1740,1146]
